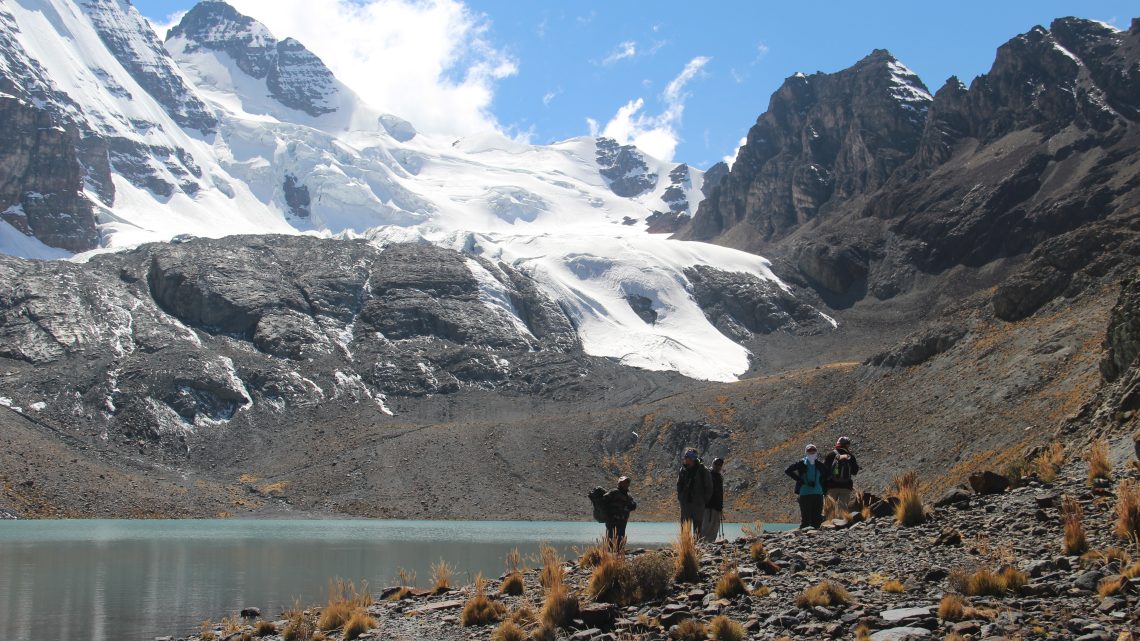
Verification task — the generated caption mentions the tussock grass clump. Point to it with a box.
[673,521,701,583]
[1123,562,1140,579]
[539,582,579,629]
[586,547,632,604]
[1033,442,1065,482]
[854,623,872,641]
[714,569,747,599]
[460,575,506,627]
[795,580,852,608]
[749,540,766,562]
[752,585,771,597]
[1115,478,1140,541]
[491,621,526,641]
[892,470,926,526]
[578,543,605,569]
[254,620,277,637]
[670,619,708,641]
[708,615,746,641]
[740,520,765,538]
[938,594,966,621]
[1082,548,1133,567]
[282,606,314,641]
[1097,575,1127,597]
[629,551,674,601]
[341,612,376,641]
[882,579,906,593]
[506,605,536,627]
[1062,495,1089,555]
[317,579,371,631]
[823,495,851,521]
[944,633,966,641]
[1088,438,1112,484]
[499,571,525,596]
[431,560,455,592]
[199,621,216,641]
[958,567,1028,597]
[538,544,564,591]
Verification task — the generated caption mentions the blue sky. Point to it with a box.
[135,0,1135,169]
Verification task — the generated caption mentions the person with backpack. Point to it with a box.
[701,457,725,543]
[600,476,637,544]
[824,436,859,511]
[677,448,713,536]
[785,444,831,529]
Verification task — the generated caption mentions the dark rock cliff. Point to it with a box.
[684,18,1140,325]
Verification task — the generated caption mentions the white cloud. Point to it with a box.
[148,10,186,39]
[601,40,637,65]
[724,136,746,168]
[224,0,517,138]
[586,117,599,137]
[756,41,770,58]
[597,56,710,162]
[542,88,561,106]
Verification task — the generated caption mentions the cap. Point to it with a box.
[712,457,724,465]
[836,436,851,447]
[684,449,698,459]
[617,475,630,485]
[805,443,818,452]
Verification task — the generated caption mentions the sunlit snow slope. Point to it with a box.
[0,0,832,381]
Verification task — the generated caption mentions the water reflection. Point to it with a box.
[0,519,775,641]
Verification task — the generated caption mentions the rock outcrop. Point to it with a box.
[683,19,1140,318]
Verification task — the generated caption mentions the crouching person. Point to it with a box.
[602,476,636,546]
[785,444,830,529]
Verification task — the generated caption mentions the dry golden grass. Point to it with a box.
[1123,561,1140,579]
[959,567,1028,597]
[945,634,966,641]
[882,579,906,593]
[752,585,771,597]
[538,543,563,591]
[1062,495,1090,555]
[670,618,708,641]
[1115,479,1140,541]
[708,615,746,641]
[199,621,216,641]
[892,470,926,526]
[1098,575,1127,597]
[506,605,535,627]
[257,480,289,495]
[714,569,747,599]
[499,571,525,596]
[740,520,765,538]
[539,582,579,629]
[505,548,523,573]
[1082,548,1133,567]
[578,543,605,569]
[823,495,851,521]
[342,612,376,641]
[586,547,631,604]
[938,594,966,621]
[1033,442,1065,482]
[316,579,371,632]
[673,521,700,583]
[254,620,277,637]
[281,606,314,641]
[460,575,506,627]
[491,621,526,641]
[1088,438,1112,484]
[794,580,852,607]
[430,560,455,592]
[749,540,766,562]
[855,623,872,641]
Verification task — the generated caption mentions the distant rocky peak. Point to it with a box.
[169,1,340,117]
[595,137,657,198]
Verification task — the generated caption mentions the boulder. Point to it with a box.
[969,471,1010,495]
[870,627,932,641]
[934,487,973,507]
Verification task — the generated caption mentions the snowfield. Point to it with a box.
[0,0,833,381]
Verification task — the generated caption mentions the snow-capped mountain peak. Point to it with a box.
[0,0,834,381]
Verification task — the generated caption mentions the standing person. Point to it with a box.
[785,444,830,529]
[824,436,859,512]
[676,448,713,536]
[601,476,637,546]
[702,457,725,543]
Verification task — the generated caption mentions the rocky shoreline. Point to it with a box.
[175,439,1140,641]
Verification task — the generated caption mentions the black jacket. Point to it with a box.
[823,448,859,489]
[706,470,724,511]
[677,461,713,505]
[784,458,831,495]
[602,488,636,523]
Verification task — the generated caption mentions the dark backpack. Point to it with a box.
[832,455,853,483]
[588,487,607,523]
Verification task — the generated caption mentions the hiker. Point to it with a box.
[701,457,725,543]
[601,475,637,544]
[824,436,859,511]
[676,447,713,536]
[785,444,830,529]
